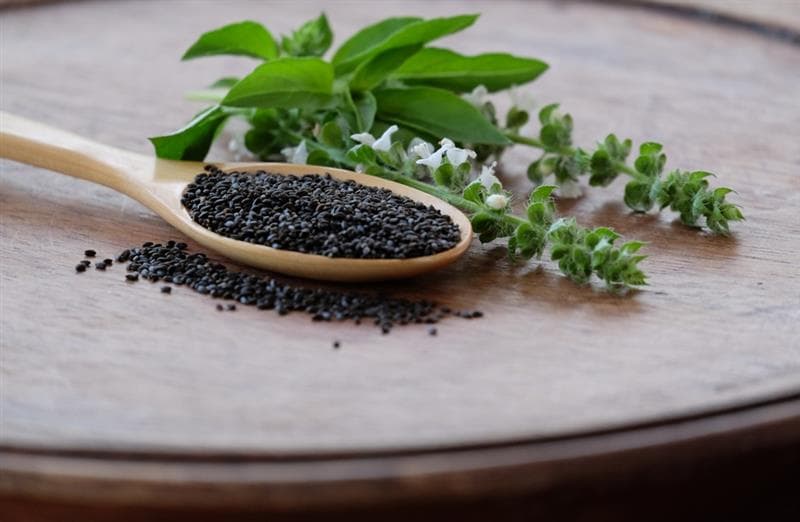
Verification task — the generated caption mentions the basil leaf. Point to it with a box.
[149,106,229,160]
[353,91,377,131]
[222,57,334,109]
[332,17,420,72]
[182,21,278,61]
[281,13,333,57]
[333,14,478,74]
[374,87,510,145]
[350,45,422,91]
[391,47,548,92]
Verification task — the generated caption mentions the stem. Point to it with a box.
[344,89,364,133]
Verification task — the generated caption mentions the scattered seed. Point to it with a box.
[84,249,96,257]
[428,327,437,336]
[333,340,341,349]
[103,258,113,266]
[181,168,461,259]
[117,249,131,262]
[80,260,91,267]
[77,241,480,335]
[75,264,86,272]
[471,311,483,318]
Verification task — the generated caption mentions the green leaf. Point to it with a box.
[345,144,376,165]
[470,211,495,234]
[281,13,333,57]
[531,185,557,203]
[222,57,334,109]
[462,182,485,204]
[319,121,344,147]
[505,107,529,129]
[333,14,478,74]
[149,106,229,161]
[350,44,422,91]
[210,77,240,89]
[624,180,654,212]
[333,17,420,70]
[182,21,278,61]
[353,91,377,131]
[374,87,510,145]
[391,47,548,92]
[433,163,455,189]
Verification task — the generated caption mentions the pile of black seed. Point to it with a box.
[180,166,461,259]
[76,242,482,335]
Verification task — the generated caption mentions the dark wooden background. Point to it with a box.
[1,1,799,520]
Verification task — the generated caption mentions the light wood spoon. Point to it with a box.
[0,112,472,282]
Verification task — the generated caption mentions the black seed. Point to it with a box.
[75,264,86,272]
[110,242,479,333]
[428,327,437,336]
[80,260,91,266]
[117,249,130,262]
[95,262,106,270]
[160,286,171,294]
[471,311,483,318]
[84,249,96,257]
[180,171,461,259]
[333,341,341,349]
[103,258,113,266]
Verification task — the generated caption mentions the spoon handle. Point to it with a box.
[0,111,149,192]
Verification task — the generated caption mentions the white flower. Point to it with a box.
[486,194,509,210]
[355,163,365,173]
[557,179,583,199]
[408,138,434,160]
[372,125,398,152]
[462,84,489,108]
[280,140,308,164]
[439,137,455,150]
[350,132,375,146]
[477,161,501,190]
[351,125,399,152]
[415,147,447,172]
[445,146,476,167]
[509,85,536,112]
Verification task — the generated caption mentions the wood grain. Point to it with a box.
[1,0,799,519]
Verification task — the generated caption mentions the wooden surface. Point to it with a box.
[1,0,799,519]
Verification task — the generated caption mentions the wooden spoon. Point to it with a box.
[0,112,472,282]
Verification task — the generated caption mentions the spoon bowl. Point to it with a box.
[0,112,472,282]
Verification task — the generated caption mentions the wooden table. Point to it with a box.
[1,1,799,520]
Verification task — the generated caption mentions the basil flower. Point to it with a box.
[408,138,434,160]
[280,140,308,164]
[445,146,476,167]
[415,138,453,171]
[372,125,398,152]
[462,84,489,108]
[486,193,509,210]
[350,132,375,146]
[477,161,501,191]
[350,125,399,152]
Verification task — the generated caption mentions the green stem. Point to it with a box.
[344,89,364,133]
[507,131,647,182]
